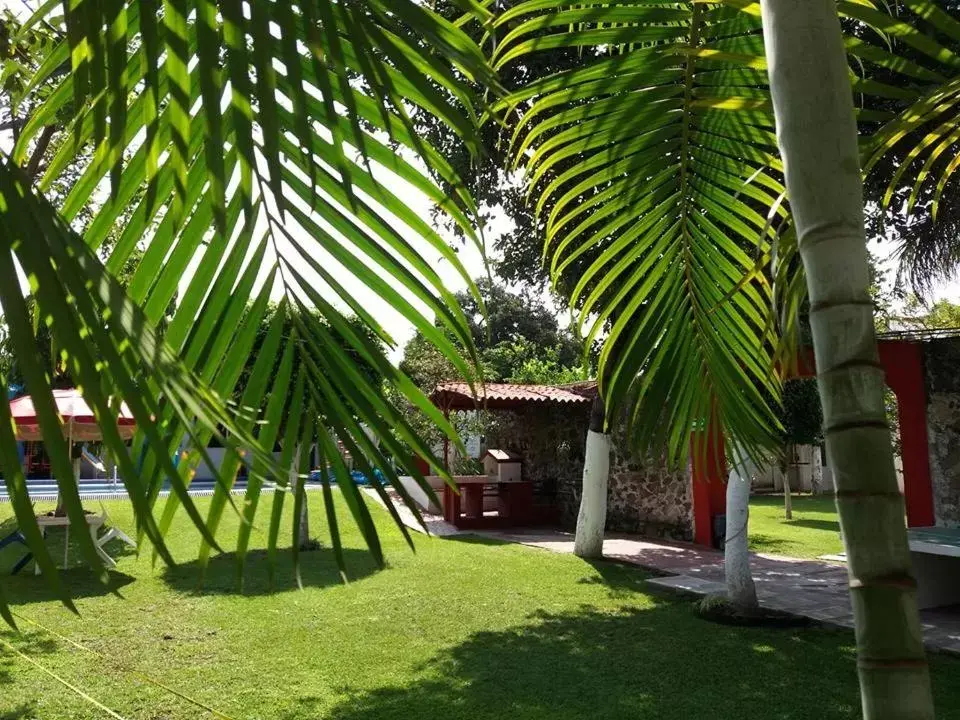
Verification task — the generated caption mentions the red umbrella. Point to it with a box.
[9,388,136,442]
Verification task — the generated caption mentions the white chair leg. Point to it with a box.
[90,525,117,569]
[97,527,136,549]
[35,527,45,576]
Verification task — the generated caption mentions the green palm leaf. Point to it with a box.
[493,0,785,464]
[847,1,960,290]
[1,0,493,613]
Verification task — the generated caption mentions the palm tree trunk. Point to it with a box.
[725,452,758,610]
[574,394,610,558]
[784,444,794,520]
[760,1,934,717]
[291,444,310,550]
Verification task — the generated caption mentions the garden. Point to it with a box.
[1,495,958,720]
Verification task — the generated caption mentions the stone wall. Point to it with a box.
[484,404,590,514]
[924,338,960,528]
[602,438,693,541]
[483,404,694,541]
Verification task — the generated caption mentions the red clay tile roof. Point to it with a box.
[430,382,596,410]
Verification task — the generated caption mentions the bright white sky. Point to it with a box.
[2,0,960,368]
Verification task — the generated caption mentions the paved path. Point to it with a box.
[476,528,960,655]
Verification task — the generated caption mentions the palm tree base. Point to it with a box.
[696,594,810,629]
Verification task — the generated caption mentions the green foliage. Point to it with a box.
[893,296,960,331]
[492,2,786,465]
[452,454,484,475]
[781,379,823,447]
[400,278,590,389]
[235,302,386,408]
[0,0,493,617]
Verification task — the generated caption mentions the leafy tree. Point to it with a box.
[400,278,589,389]
[892,297,960,331]
[779,378,824,519]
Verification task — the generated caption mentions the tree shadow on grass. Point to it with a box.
[576,558,654,598]
[0,629,57,686]
[443,534,512,547]
[318,602,873,720]
[785,518,841,533]
[0,567,135,606]
[161,547,380,596]
[749,533,804,555]
[0,705,37,720]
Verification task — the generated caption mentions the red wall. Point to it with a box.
[878,341,935,527]
[689,339,935,546]
[690,419,727,547]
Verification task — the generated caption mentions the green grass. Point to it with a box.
[0,495,958,719]
[750,494,845,559]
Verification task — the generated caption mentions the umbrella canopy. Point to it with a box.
[10,388,136,442]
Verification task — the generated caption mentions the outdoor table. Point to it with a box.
[441,475,533,530]
[0,513,136,575]
[5,388,138,574]
[908,527,960,608]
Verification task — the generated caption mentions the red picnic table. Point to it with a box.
[441,475,533,530]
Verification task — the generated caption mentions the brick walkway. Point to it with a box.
[477,528,960,655]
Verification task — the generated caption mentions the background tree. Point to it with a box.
[779,379,824,519]
[891,297,960,332]
[399,278,590,389]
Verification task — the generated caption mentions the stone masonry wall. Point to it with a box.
[604,439,694,541]
[484,404,590,511]
[483,405,694,541]
[924,338,960,527]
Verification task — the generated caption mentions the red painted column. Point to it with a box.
[690,412,727,547]
[879,341,936,527]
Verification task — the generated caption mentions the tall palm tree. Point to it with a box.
[489,1,949,716]
[762,3,934,717]
[487,1,787,567]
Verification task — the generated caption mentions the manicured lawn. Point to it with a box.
[750,494,845,559]
[1,495,959,719]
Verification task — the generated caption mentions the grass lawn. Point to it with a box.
[1,495,959,719]
[750,494,845,559]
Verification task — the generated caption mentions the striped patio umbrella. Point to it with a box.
[9,388,136,442]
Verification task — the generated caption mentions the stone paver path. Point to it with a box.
[477,528,960,655]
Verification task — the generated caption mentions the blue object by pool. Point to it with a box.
[308,468,388,486]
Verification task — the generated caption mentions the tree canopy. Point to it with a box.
[399,278,590,390]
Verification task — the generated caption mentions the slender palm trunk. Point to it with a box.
[292,444,310,549]
[760,2,934,717]
[725,453,758,610]
[574,394,610,558]
[783,444,794,520]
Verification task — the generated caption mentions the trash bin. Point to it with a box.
[712,513,726,550]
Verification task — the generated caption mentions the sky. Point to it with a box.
[3,0,960,369]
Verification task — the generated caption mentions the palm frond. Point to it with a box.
[494,0,786,464]
[1,0,494,612]
[852,0,960,293]
[0,157,284,615]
